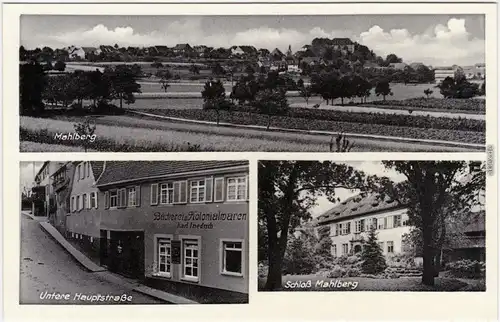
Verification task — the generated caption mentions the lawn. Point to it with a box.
[20,115,477,152]
[258,274,481,292]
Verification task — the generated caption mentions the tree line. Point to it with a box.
[20,62,142,115]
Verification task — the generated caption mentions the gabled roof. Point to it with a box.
[96,161,248,187]
[81,47,98,54]
[316,193,404,226]
[271,48,284,57]
[173,44,192,50]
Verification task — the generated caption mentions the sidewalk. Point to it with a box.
[21,210,48,222]
[38,221,198,304]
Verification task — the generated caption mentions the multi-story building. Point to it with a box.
[61,160,249,303]
[33,161,66,217]
[433,66,458,83]
[315,194,411,257]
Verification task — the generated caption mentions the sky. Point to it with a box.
[21,14,485,66]
[308,161,407,218]
[20,162,43,194]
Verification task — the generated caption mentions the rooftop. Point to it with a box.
[96,161,248,187]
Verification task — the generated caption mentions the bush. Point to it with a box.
[345,267,361,277]
[327,265,347,278]
[445,259,486,279]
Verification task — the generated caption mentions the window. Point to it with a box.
[342,243,349,255]
[355,221,361,233]
[227,177,247,201]
[346,222,351,234]
[360,219,365,232]
[221,240,243,276]
[333,224,339,237]
[214,177,224,202]
[387,241,394,253]
[157,238,172,277]
[371,218,378,230]
[332,244,337,257]
[190,180,205,203]
[110,190,118,208]
[82,194,87,210]
[160,183,174,205]
[71,196,75,212]
[79,164,83,180]
[128,187,137,207]
[86,163,90,178]
[90,192,97,209]
[76,195,80,211]
[394,215,402,228]
[182,239,200,282]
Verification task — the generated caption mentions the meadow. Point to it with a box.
[20,115,476,152]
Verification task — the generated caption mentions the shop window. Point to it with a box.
[214,177,224,202]
[160,183,174,205]
[157,238,172,277]
[387,241,394,253]
[128,187,137,207]
[110,190,118,208]
[227,176,247,201]
[221,240,243,276]
[190,180,205,203]
[182,238,200,282]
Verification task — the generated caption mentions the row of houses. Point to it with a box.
[33,160,250,303]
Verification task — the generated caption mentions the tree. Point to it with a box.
[258,161,370,290]
[298,85,312,106]
[375,161,484,286]
[151,61,163,69]
[53,60,66,72]
[156,70,173,92]
[189,64,200,75]
[73,118,97,152]
[253,88,289,130]
[338,75,353,105]
[361,226,387,274]
[245,64,255,75]
[211,62,225,76]
[375,79,393,101]
[107,65,142,108]
[436,76,480,99]
[201,79,229,125]
[424,88,434,99]
[19,62,47,115]
[480,81,485,96]
[385,53,402,64]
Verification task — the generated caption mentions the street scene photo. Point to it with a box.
[20,14,485,152]
[20,160,249,304]
[258,160,486,292]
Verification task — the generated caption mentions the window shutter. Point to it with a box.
[119,188,126,208]
[135,185,141,207]
[246,175,249,200]
[214,177,224,202]
[151,184,158,205]
[87,193,91,209]
[384,217,388,229]
[205,177,213,202]
[104,191,109,209]
[180,181,187,203]
[173,182,181,203]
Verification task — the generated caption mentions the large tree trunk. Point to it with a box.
[265,242,283,290]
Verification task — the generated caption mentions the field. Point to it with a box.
[139,108,485,144]
[19,115,479,152]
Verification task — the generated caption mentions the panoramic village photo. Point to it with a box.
[19,14,486,152]
[258,160,486,292]
[20,160,249,304]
